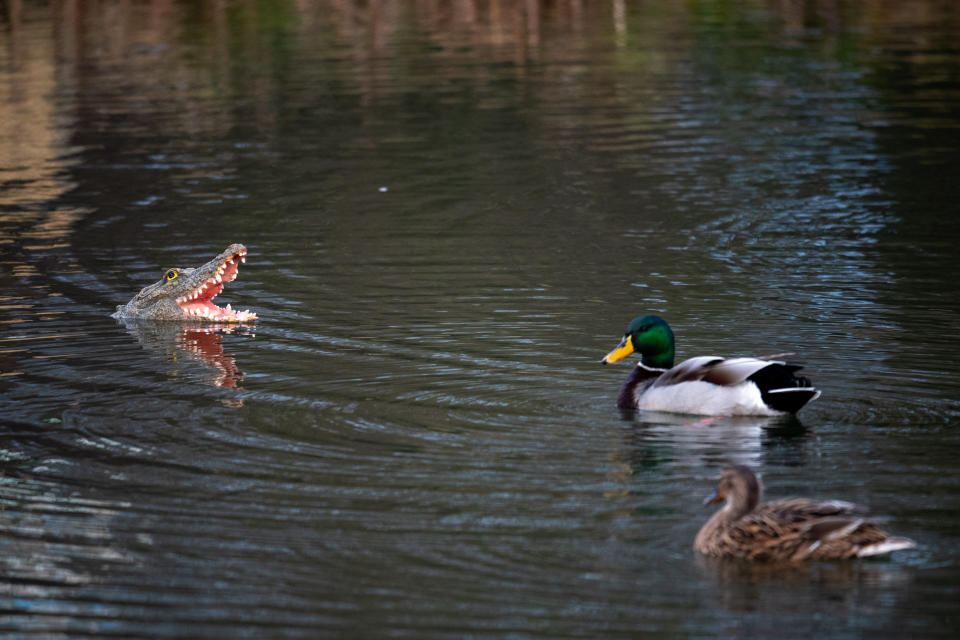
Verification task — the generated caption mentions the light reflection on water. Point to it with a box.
[1,0,960,637]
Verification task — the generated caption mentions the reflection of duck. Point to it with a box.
[601,315,820,416]
[619,414,805,472]
[120,319,246,389]
[695,465,916,561]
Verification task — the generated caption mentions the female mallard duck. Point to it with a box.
[600,315,820,416]
[695,465,916,561]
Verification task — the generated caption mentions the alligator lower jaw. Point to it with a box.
[175,248,257,323]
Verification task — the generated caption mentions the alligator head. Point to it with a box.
[113,243,257,322]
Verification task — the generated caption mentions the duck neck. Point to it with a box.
[723,475,762,521]
[641,349,674,370]
[723,492,758,521]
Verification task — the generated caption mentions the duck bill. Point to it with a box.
[601,335,634,364]
[703,491,724,506]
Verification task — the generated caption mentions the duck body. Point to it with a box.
[602,315,820,416]
[695,466,916,562]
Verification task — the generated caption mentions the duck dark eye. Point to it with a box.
[165,270,178,281]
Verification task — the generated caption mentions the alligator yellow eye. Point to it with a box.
[165,270,178,281]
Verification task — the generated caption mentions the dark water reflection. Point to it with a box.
[121,321,249,389]
[2,0,960,637]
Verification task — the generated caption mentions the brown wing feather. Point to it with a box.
[653,357,721,386]
[654,357,777,388]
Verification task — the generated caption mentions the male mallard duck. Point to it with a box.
[600,315,820,416]
[694,465,916,561]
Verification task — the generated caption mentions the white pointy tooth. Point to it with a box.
[241,257,246,264]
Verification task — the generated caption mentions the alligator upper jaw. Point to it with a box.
[176,247,257,323]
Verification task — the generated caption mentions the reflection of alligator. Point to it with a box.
[120,319,247,389]
[113,244,257,322]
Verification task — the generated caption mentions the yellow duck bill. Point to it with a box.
[601,335,634,364]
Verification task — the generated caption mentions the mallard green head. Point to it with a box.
[600,314,676,369]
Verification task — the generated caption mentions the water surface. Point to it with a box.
[1,1,959,637]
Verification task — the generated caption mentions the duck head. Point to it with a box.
[600,314,676,369]
[703,465,763,520]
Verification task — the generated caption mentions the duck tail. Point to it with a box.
[748,363,821,414]
[764,387,822,413]
[856,537,917,557]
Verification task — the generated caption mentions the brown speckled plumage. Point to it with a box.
[694,465,916,562]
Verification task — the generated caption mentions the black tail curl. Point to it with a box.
[749,364,820,414]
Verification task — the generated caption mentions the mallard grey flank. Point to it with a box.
[601,315,820,416]
[694,465,916,562]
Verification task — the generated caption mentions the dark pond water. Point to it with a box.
[2,1,960,637]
